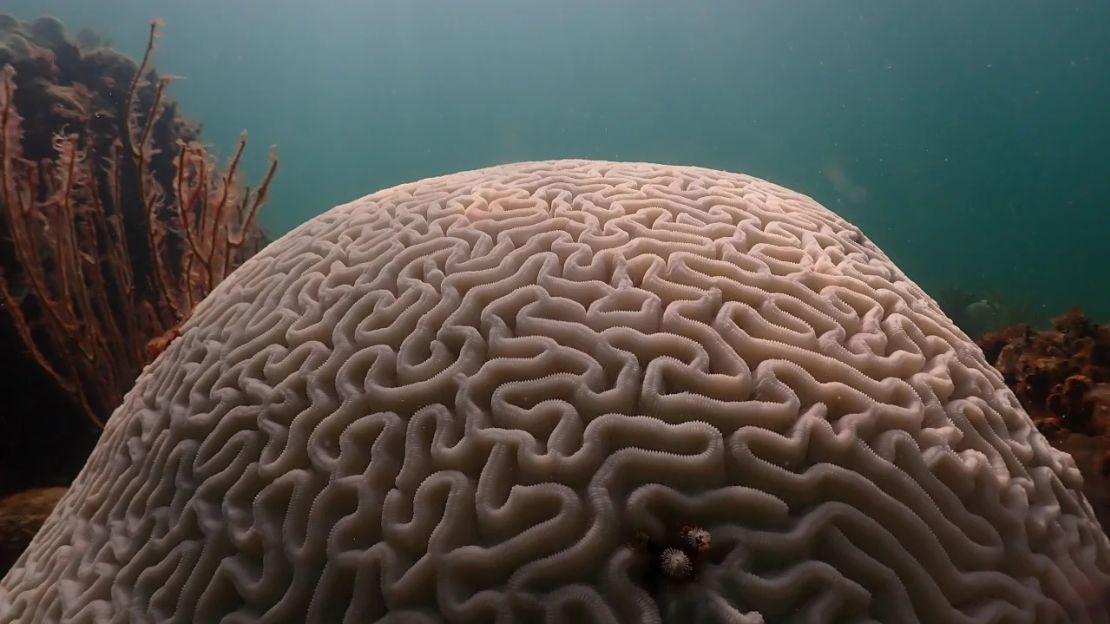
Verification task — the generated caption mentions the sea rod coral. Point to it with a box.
[2,160,1108,623]
[0,16,277,495]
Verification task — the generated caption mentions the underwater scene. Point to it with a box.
[0,1,1107,622]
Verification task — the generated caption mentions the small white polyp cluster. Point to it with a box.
[2,160,1108,623]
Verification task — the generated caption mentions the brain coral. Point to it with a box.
[2,160,1109,623]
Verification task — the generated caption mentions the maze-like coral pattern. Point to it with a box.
[3,160,1109,623]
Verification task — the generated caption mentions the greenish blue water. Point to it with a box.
[6,0,1109,321]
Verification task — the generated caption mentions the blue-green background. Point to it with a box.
[6,0,1109,321]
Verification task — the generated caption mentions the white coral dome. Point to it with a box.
[2,160,1108,623]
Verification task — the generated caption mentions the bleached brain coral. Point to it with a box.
[2,160,1109,623]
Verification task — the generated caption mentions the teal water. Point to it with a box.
[6,0,1109,321]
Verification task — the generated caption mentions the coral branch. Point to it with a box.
[0,19,276,429]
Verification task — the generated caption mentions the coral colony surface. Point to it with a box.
[2,160,1107,623]
[979,309,1110,532]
